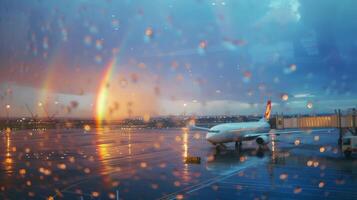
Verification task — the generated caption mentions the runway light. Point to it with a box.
[294,186,302,194]
[307,160,313,167]
[319,147,325,153]
[140,162,147,168]
[108,193,116,199]
[279,173,288,180]
[239,156,246,162]
[69,156,75,163]
[313,161,319,167]
[318,181,325,188]
[26,180,32,186]
[83,124,91,131]
[57,163,66,170]
[176,194,184,200]
[84,168,91,174]
[207,155,215,162]
[5,127,11,133]
[19,168,27,175]
[174,181,181,187]
[91,192,100,197]
[184,156,201,164]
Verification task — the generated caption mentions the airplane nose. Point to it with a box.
[205,133,211,140]
[206,132,215,143]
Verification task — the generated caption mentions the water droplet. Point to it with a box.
[281,93,289,101]
[307,102,313,109]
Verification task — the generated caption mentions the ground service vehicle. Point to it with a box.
[342,135,357,157]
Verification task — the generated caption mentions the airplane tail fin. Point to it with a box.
[260,100,271,122]
[187,119,211,132]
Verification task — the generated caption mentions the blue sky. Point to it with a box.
[0,0,356,118]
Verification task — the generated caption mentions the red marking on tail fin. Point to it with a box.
[264,100,271,120]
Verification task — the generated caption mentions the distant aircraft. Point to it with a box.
[189,100,319,151]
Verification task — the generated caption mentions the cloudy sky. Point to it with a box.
[0,0,356,119]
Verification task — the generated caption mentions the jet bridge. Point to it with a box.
[275,108,357,143]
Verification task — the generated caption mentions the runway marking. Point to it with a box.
[51,146,174,199]
[157,158,267,200]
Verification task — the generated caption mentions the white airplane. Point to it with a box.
[190,100,320,151]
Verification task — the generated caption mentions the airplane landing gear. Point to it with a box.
[256,148,265,157]
[258,144,269,151]
[215,144,227,154]
[235,141,242,151]
[215,145,221,154]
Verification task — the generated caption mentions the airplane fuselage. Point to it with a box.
[206,121,270,144]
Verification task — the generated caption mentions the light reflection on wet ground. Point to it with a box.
[1,128,357,199]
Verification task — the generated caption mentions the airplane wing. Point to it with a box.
[189,125,211,132]
[244,128,335,139]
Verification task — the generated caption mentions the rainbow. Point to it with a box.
[94,58,118,186]
[37,49,65,117]
[95,58,117,126]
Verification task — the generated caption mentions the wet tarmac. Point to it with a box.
[1,128,357,200]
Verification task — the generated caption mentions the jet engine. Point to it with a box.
[256,135,270,145]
